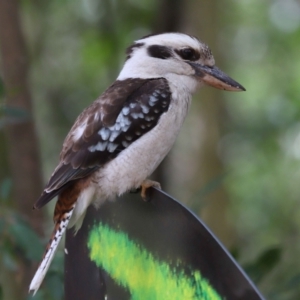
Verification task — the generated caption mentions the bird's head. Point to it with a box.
[118,32,245,94]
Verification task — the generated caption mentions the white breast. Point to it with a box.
[94,83,192,202]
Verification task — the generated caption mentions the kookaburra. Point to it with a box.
[29,32,245,294]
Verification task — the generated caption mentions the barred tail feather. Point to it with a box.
[29,205,75,295]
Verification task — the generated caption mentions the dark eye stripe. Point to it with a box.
[147,45,172,59]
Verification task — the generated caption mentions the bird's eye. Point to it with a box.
[177,48,200,61]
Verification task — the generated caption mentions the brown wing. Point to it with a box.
[34,78,171,209]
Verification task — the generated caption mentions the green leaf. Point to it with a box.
[243,247,282,283]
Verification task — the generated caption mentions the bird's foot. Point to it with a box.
[140,179,161,202]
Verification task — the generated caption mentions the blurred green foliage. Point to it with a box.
[0,179,64,300]
[220,1,300,299]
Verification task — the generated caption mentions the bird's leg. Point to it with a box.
[140,179,161,201]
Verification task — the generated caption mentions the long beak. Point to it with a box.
[188,62,246,92]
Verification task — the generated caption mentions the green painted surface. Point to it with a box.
[88,223,223,300]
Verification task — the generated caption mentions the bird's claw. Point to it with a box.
[140,179,161,202]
